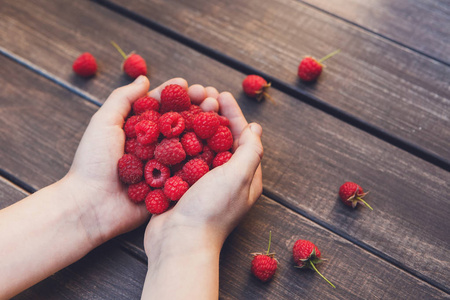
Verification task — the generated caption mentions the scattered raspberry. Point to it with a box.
[242,75,274,103]
[139,110,161,123]
[293,239,335,288]
[154,138,186,166]
[133,96,160,115]
[135,142,156,161]
[251,231,277,282]
[182,158,209,186]
[124,115,140,138]
[144,159,170,188]
[73,52,97,77]
[195,145,215,167]
[127,181,151,203]
[212,151,232,168]
[207,126,233,152]
[112,41,147,79]
[145,189,170,214]
[160,84,191,113]
[164,176,189,201]
[158,112,185,138]
[339,182,372,210]
[298,50,340,82]
[181,132,203,156]
[193,112,220,139]
[125,138,138,155]
[135,120,159,145]
[118,154,143,184]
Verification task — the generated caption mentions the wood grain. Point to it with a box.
[302,0,450,64]
[0,0,449,293]
[100,0,450,161]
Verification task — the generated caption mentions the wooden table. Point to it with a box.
[1,0,449,299]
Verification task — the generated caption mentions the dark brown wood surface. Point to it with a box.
[100,0,450,162]
[302,0,450,64]
[1,0,449,299]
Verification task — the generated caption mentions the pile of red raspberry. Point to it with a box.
[117,84,233,214]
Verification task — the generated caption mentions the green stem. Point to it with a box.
[318,49,341,63]
[266,231,272,255]
[111,41,128,59]
[309,261,336,288]
[358,197,374,211]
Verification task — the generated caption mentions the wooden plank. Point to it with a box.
[302,0,450,64]
[0,177,147,300]
[0,1,449,292]
[98,0,450,161]
[219,195,449,299]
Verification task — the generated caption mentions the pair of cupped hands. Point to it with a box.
[67,76,264,259]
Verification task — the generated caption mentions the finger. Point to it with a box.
[148,78,188,101]
[199,97,219,113]
[188,84,206,105]
[205,86,219,99]
[95,75,150,125]
[217,92,248,141]
[226,123,263,182]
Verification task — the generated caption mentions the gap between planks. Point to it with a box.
[298,0,450,67]
[1,34,449,293]
[92,0,450,173]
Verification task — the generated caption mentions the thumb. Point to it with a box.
[226,123,263,182]
[96,75,150,124]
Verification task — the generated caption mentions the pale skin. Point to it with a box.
[0,75,263,300]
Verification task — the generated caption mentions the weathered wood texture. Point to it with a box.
[101,0,450,161]
[0,0,449,292]
[302,0,450,64]
[0,177,147,300]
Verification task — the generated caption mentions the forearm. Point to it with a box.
[0,178,98,299]
[142,224,222,300]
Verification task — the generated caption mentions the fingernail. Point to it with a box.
[133,75,146,85]
[250,123,262,137]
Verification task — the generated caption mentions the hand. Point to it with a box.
[141,84,263,299]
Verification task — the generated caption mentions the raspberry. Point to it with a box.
[135,142,156,161]
[145,189,170,214]
[144,159,170,188]
[123,54,147,79]
[135,120,159,145]
[195,145,215,167]
[160,84,191,113]
[212,151,232,168]
[125,138,137,155]
[242,75,274,103]
[158,112,185,138]
[252,255,278,282]
[297,57,322,82]
[133,96,160,115]
[193,112,220,139]
[154,138,186,166]
[164,176,189,201]
[181,132,203,156]
[180,111,195,131]
[127,181,151,203]
[189,105,203,114]
[182,158,209,186]
[298,50,340,82]
[118,154,143,184]
[72,52,97,77]
[207,126,233,152]
[124,115,140,138]
[139,110,161,123]
[216,114,230,127]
